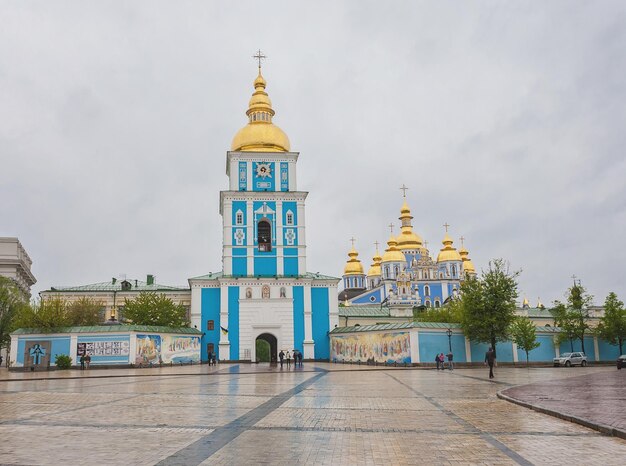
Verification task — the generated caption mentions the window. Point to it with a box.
[258,219,272,251]
[236,211,243,225]
[207,320,214,331]
[425,300,431,308]
[434,300,440,308]
[286,211,294,225]
[451,265,457,277]
[394,266,399,276]
[424,285,430,297]
[384,265,390,279]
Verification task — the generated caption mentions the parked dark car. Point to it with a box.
[617,355,626,370]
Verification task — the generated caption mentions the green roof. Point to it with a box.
[11,324,202,335]
[189,271,339,281]
[330,321,561,334]
[339,305,391,317]
[46,279,188,293]
[330,321,462,334]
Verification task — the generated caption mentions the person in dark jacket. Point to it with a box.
[279,350,285,368]
[485,347,496,379]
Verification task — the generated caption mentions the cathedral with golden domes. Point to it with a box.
[339,193,477,314]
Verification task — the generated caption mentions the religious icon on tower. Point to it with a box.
[256,162,272,179]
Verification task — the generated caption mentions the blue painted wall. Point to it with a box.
[598,339,621,360]
[16,336,71,366]
[228,286,240,360]
[293,286,305,353]
[311,288,330,360]
[201,288,221,361]
[254,257,277,276]
[470,340,514,363]
[77,335,131,365]
[559,337,596,359]
[517,335,556,362]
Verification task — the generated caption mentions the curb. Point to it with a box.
[497,390,626,440]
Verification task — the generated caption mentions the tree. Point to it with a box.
[13,298,71,331]
[510,316,540,364]
[460,259,520,359]
[0,276,28,350]
[123,292,188,327]
[414,299,463,323]
[596,292,626,354]
[66,297,104,326]
[553,283,593,353]
[552,302,578,352]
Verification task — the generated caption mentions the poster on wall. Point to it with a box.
[135,334,200,364]
[331,332,411,364]
[78,341,130,357]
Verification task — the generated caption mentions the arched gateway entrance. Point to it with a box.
[255,333,278,363]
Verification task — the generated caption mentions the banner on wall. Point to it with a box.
[78,341,130,357]
[331,331,411,364]
[135,334,200,365]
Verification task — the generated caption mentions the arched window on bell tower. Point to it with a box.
[258,219,272,252]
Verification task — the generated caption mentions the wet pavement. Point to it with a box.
[0,364,625,465]
[501,369,626,438]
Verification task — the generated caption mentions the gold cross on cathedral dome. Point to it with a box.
[253,49,266,69]
[400,184,408,197]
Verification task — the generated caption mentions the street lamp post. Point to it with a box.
[446,328,452,353]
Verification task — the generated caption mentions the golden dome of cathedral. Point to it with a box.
[459,244,476,274]
[381,236,406,263]
[367,247,383,277]
[396,200,424,251]
[436,232,462,262]
[343,247,365,275]
[231,69,291,152]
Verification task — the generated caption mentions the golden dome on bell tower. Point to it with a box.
[231,58,291,152]
[367,243,383,277]
[436,225,462,263]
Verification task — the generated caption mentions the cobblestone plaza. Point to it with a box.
[0,365,624,465]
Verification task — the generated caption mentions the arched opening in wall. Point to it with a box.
[258,219,272,251]
[255,333,277,364]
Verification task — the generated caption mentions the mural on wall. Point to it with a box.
[135,334,200,365]
[331,332,411,364]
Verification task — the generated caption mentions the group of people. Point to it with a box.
[79,354,91,370]
[435,352,454,370]
[278,349,302,368]
[207,351,218,366]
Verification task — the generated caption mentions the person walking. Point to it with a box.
[85,354,91,369]
[207,351,213,366]
[79,354,85,371]
[279,350,285,368]
[286,351,291,368]
[485,347,496,379]
[447,351,454,371]
[298,351,303,368]
[439,353,445,370]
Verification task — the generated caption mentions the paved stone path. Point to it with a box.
[0,364,625,465]
[500,370,626,438]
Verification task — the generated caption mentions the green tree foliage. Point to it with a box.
[66,297,103,326]
[123,292,188,327]
[256,339,270,362]
[414,299,463,323]
[54,354,72,370]
[596,292,626,354]
[552,283,593,353]
[551,302,578,352]
[13,298,71,331]
[510,316,540,364]
[460,259,520,358]
[0,276,28,350]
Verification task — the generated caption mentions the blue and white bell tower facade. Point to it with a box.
[189,65,339,362]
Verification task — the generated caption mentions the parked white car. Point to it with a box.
[553,352,588,367]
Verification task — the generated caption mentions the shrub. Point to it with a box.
[55,354,72,370]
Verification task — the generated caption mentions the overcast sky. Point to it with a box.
[1,1,625,305]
